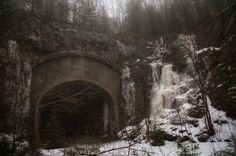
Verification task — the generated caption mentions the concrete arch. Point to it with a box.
[30,52,121,147]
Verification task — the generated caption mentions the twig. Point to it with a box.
[39,86,93,109]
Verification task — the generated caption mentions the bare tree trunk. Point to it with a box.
[188,35,215,136]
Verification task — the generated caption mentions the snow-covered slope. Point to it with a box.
[40,36,236,156]
[41,95,236,156]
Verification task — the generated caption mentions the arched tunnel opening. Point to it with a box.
[39,81,115,148]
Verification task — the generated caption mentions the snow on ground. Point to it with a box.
[197,47,221,55]
[41,149,64,156]
[41,97,236,155]
[40,41,234,156]
[41,140,178,156]
[41,64,235,155]
[100,140,178,156]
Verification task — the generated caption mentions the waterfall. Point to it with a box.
[150,63,190,115]
[122,66,136,121]
[150,62,159,83]
[116,40,127,55]
[160,64,181,88]
[148,36,197,116]
[6,40,32,114]
[150,62,161,114]
[8,40,19,59]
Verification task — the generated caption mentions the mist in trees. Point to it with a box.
[124,0,235,39]
[0,0,112,33]
[1,0,234,40]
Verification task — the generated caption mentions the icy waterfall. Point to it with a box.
[116,40,127,55]
[6,40,32,114]
[150,63,191,115]
[122,66,136,121]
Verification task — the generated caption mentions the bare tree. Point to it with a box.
[185,35,215,135]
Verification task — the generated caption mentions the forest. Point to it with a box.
[0,0,236,155]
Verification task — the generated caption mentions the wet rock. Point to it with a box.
[150,130,177,145]
[190,139,196,143]
[179,136,190,143]
[150,130,165,144]
[172,128,178,131]
[189,120,199,127]
[224,139,232,142]
[179,130,187,134]
[164,133,178,141]
[214,120,222,125]
[151,140,165,146]
[197,135,209,142]
[214,119,228,126]
[188,106,205,118]
[221,120,228,124]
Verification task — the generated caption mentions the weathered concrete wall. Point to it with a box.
[30,52,121,147]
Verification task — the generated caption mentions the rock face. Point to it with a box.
[121,66,136,123]
[0,19,206,130]
[0,40,32,139]
[206,48,236,119]
[115,35,201,126]
[113,36,192,122]
[1,10,234,145]
[0,12,126,147]
[0,11,118,64]
[1,11,201,127]
[6,40,31,114]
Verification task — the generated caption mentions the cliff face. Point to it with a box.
[119,34,236,124]
[205,44,236,119]
[0,10,117,62]
[0,8,235,143]
[117,35,197,125]
[1,10,235,124]
[0,11,122,148]
[0,10,119,109]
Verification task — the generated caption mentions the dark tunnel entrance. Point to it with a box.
[39,81,114,148]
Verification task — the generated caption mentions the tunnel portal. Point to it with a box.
[39,81,113,148]
[30,52,121,148]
